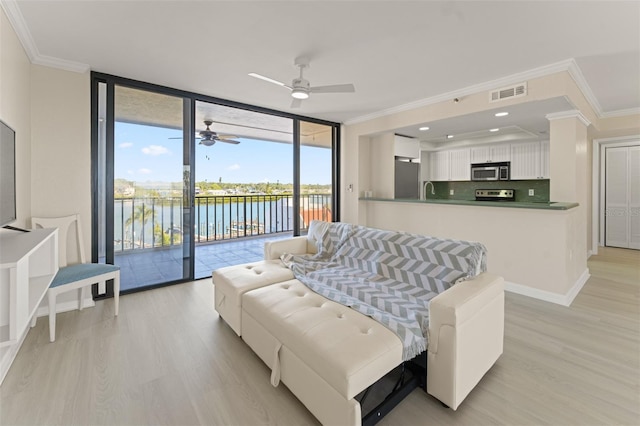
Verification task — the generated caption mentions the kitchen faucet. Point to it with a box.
[423,181,435,199]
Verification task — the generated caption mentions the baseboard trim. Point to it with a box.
[35,298,96,318]
[505,268,590,307]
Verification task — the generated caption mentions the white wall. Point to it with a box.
[30,65,91,250]
[1,11,93,322]
[0,7,31,229]
[0,6,32,381]
[367,133,395,199]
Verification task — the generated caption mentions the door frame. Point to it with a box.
[592,135,640,255]
[91,72,341,292]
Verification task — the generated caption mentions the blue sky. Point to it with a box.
[115,122,331,185]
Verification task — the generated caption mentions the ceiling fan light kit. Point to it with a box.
[193,119,241,146]
[249,57,355,108]
[291,88,309,99]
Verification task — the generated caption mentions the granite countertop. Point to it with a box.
[359,197,579,210]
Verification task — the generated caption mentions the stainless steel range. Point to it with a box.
[475,189,515,201]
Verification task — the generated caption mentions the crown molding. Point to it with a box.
[344,59,577,126]
[0,0,89,73]
[1,0,636,116]
[600,107,640,118]
[31,54,89,73]
[1,0,37,62]
[345,57,638,126]
[545,109,591,127]
[566,59,603,117]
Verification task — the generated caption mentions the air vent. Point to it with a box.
[490,82,527,102]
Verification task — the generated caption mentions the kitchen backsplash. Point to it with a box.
[428,180,550,202]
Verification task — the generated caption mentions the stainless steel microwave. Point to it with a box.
[471,162,510,181]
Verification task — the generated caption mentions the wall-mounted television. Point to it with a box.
[0,120,16,228]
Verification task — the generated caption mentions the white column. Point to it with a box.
[546,110,591,203]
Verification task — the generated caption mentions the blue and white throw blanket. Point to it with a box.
[281,222,487,361]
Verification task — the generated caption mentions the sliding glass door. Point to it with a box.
[95,83,192,292]
[92,72,340,291]
[298,120,335,233]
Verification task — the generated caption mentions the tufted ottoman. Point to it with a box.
[213,260,294,335]
[241,279,403,426]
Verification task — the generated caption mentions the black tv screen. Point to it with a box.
[0,120,16,227]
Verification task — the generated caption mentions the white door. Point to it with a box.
[605,146,640,249]
[629,147,640,249]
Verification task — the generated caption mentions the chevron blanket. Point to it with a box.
[281,222,487,360]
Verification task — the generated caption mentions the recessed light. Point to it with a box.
[419,126,430,131]
[489,128,500,132]
[494,112,509,117]
[447,134,454,139]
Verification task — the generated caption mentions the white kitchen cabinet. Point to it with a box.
[394,135,420,159]
[426,149,469,181]
[490,144,511,162]
[539,140,550,178]
[420,150,431,182]
[470,146,489,163]
[449,148,471,181]
[429,151,450,181]
[511,141,549,179]
[470,143,510,163]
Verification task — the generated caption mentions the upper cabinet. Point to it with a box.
[539,140,550,179]
[394,135,420,159]
[423,148,470,181]
[510,141,549,179]
[449,148,471,181]
[470,143,511,163]
[428,150,450,181]
[422,140,549,182]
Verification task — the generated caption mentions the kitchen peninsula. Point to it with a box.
[360,197,578,210]
[358,197,588,306]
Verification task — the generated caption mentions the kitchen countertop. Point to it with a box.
[359,197,579,210]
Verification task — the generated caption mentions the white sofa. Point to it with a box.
[213,225,504,425]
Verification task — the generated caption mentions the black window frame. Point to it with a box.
[90,71,340,290]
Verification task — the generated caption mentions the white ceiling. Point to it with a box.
[396,96,574,144]
[4,0,640,125]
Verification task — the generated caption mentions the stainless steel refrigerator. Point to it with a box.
[394,159,420,199]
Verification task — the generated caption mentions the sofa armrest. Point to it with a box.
[427,272,504,410]
[264,236,310,260]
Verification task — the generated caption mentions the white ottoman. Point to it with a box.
[212,260,294,335]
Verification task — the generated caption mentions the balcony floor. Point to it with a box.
[115,232,292,292]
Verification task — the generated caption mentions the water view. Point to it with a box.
[113,193,332,252]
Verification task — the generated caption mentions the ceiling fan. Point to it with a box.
[182,120,241,146]
[249,56,355,108]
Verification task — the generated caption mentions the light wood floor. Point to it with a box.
[1,246,638,425]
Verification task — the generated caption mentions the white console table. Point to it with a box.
[0,228,58,384]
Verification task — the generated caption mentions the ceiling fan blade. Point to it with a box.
[310,83,355,94]
[216,134,238,139]
[170,136,203,140]
[218,139,240,145]
[249,73,292,89]
[291,98,302,108]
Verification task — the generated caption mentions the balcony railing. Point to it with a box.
[113,193,332,252]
